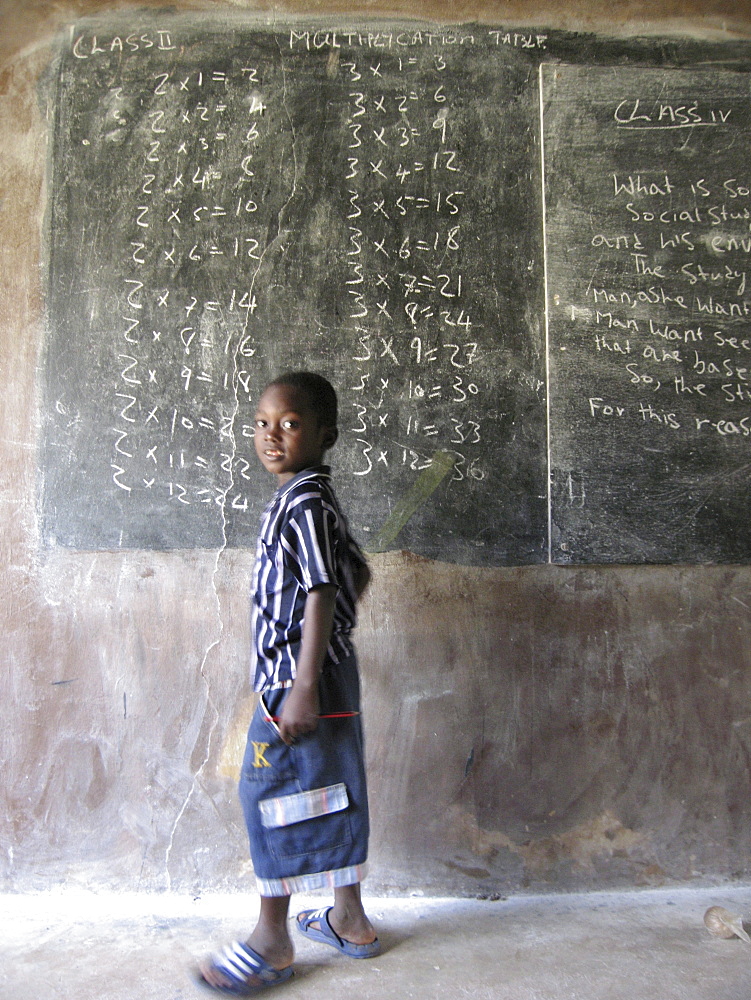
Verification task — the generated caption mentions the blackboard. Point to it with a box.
[42,19,549,564]
[544,64,751,563]
[40,17,751,564]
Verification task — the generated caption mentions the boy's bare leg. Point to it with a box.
[328,883,377,945]
[200,895,293,989]
[247,895,295,967]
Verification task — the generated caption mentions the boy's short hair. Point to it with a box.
[267,371,338,427]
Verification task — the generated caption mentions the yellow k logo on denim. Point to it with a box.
[252,741,271,768]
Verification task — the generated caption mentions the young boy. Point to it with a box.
[199,372,379,996]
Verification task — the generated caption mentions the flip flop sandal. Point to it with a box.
[295,906,381,959]
[195,941,294,996]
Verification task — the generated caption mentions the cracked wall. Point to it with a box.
[3,0,751,897]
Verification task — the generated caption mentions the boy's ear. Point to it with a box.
[322,426,338,450]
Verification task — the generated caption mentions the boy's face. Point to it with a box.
[253,383,335,485]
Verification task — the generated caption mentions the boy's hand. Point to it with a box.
[278,679,320,745]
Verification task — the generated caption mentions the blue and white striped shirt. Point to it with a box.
[251,466,366,693]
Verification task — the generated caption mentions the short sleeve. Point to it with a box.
[279,493,338,593]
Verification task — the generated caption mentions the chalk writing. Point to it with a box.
[45,24,751,563]
[43,20,547,562]
[545,63,751,563]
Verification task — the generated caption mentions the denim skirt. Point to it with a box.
[239,655,370,896]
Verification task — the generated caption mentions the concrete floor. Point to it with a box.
[1,886,750,999]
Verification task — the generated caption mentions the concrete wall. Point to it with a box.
[3,0,751,898]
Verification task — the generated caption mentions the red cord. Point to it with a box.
[268,711,359,721]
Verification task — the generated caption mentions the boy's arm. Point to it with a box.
[277,583,337,746]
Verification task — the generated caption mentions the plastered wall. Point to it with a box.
[3,0,751,898]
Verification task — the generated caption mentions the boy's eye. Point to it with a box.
[282,419,299,430]
[254,419,266,429]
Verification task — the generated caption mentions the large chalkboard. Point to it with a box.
[40,17,751,564]
[42,19,548,563]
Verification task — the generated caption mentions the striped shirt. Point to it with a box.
[251,466,366,693]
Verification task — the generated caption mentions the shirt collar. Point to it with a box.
[275,465,331,501]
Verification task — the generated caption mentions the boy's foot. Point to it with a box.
[196,941,294,996]
[296,906,381,958]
